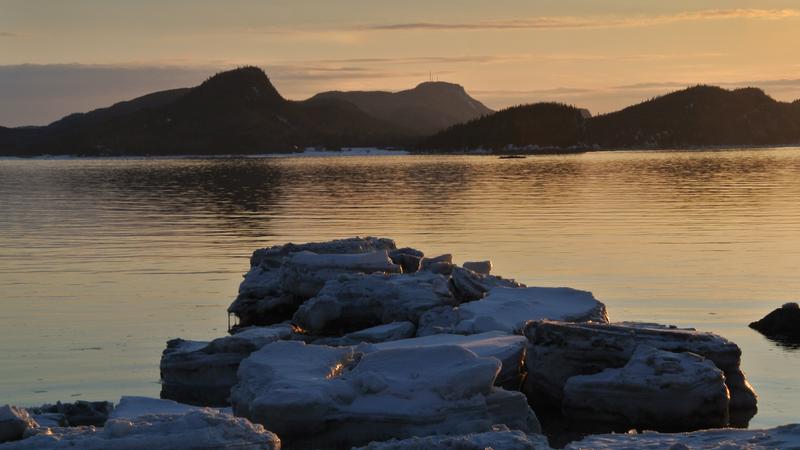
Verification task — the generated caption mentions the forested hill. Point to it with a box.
[0,67,409,156]
[422,86,800,151]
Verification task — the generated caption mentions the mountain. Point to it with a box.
[0,67,410,156]
[310,81,492,136]
[47,88,192,132]
[588,85,800,148]
[421,103,588,150]
[422,85,800,151]
[5,74,800,156]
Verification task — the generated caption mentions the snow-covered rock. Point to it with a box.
[565,424,800,450]
[418,287,608,336]
[0,406,38,443]
[370,331,527,390]
[280,250,401,298]
[231,341,539,449]
[342,321,416,342]
[229,237,397,328]
[250,236,397,269]
[562,345,730,429]
[354,427,550,450]
[0,410,279,450]
[523,321,757,428]
[109,397,212,420]
[313,321,417,346]
[160,324,293,406]
[292,272,454,335]
[28,414,63,428]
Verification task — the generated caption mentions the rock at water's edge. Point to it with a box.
[160,324,293,406]
[749,302,800,341]
[0,410,279,450]
[523,320,757,429]
[562,345,730,430]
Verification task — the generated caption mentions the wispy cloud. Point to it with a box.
[354,9,800,32]
[301,52,724,69]
[314,55,506,65]
[0,31,19,37]
[267,64,427,82]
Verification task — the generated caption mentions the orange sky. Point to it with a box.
[1,0,800,126]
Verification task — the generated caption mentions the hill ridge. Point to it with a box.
[423,85,800,150]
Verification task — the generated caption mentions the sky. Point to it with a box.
[2,0,800,126]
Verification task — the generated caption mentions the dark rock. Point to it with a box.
[426,261,454,275]
[449,266,525,303]
[27,401,112,427]
[420,254,453,270]
[388,248,424,274]
[749,302,800,342]
[463,260,492,275]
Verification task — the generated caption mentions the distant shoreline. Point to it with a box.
[2,144,800,160]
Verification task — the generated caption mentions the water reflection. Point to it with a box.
[759,336,800,351]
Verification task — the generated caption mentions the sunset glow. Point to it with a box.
[2,0,800,126]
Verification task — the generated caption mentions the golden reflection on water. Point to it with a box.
[0,149,799,426]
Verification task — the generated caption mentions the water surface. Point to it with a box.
[1,149,799,427]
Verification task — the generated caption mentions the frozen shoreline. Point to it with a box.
[2,236,797,449]
[0,147,411,160]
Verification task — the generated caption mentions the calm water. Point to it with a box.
[1,150,799,427]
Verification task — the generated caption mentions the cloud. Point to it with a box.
[247,9,798,42]
[266,64,428,82]
[353,9,800,32]
[474,87,595,97]
[615,78,800,92]
[0,31,19,37]
[300,52,723,69]
[315,55,507,65]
